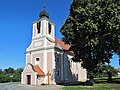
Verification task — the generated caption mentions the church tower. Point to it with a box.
[22,6,56,85]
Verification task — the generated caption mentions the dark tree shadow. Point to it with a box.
[95,77,120,84]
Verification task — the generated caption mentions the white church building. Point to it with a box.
[21,7,87,85]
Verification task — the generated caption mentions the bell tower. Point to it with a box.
[23,6,56,85]
[26,6,55,78]
[32,6,55,41]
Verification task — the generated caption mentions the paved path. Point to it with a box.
[0,83,63,90]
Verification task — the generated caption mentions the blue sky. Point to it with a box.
[0,0,119,70]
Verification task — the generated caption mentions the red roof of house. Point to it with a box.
[55,38,70,51]
[33,65,45,76]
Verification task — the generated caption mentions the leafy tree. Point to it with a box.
[0,69,2,74]
[13,68,23,82]
[60,0,120,76]
[4,67,14,74]
[0,74,11,83]
[93,63,117,78]
[0,67,23,83]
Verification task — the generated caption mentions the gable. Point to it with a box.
[23,64,35,73]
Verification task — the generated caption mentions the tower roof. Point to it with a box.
[39,6,49,19]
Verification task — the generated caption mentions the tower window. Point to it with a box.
[48,23,51,34]
[37,22,41,34]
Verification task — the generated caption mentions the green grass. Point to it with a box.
[62,84,120,90]
[62,77,120,90]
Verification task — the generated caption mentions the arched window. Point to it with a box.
[37,22,41,34]
[48,23,51,34]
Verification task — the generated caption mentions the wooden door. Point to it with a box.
[27,75,31,85]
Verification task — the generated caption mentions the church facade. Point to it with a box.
[21,7,87,85]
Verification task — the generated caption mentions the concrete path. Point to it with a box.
[0,83,63,90]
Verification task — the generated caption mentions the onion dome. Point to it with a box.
[39,6,49,19]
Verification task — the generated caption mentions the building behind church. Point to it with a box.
[21,7,87,85]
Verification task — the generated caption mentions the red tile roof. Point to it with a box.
[55,38,70,51]
[46,37,72,52]
[33,65,45,76]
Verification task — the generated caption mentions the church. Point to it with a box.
[21,7,87,85]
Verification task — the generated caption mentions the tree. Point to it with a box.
[4,67,14,74]
[13,68,23,82]
[93,63,117,78]
[60,0,120,77]
[0,67,23,83]
[0,69,2,74]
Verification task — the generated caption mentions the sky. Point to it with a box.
[0,0,119,70]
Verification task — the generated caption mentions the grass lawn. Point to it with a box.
[62,83,120,90]
[62,77,120,90]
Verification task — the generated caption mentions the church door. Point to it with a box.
[27,75,31,85]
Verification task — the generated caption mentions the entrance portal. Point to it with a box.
[27,75,31,85]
